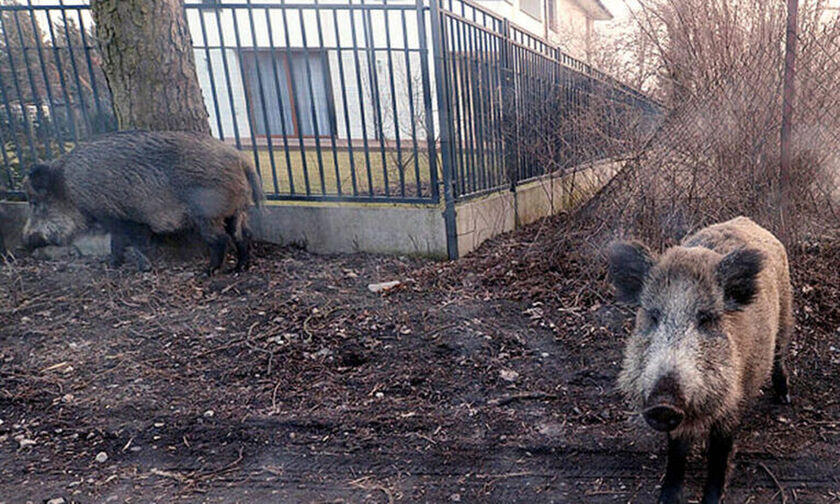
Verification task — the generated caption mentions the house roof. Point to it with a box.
[573,0,613,21]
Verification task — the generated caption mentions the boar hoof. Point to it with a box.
[658,487,686,504]
[775,392,792,405]
[125,248,151,272]
[135,255,152,273]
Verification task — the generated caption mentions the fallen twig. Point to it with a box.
[487,391,561,407]
[759,462,787,504]
[349,476,395,504]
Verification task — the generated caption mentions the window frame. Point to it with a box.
[240,48,337,139]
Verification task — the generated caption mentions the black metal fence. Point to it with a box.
[0,0,662,204]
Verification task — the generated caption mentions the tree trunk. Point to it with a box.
[90,0,209,133]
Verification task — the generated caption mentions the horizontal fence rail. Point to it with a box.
[0,0,663,206]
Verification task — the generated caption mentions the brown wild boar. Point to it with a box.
[22,130,263,274]
[607,216,792,504]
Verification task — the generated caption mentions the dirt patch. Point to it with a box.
[1,217,839,503]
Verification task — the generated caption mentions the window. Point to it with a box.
[547,0,557,32]
[520,0,541,20]
[241,50,335,137]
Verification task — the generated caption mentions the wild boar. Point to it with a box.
[22,130,263,274]
[607,216,792,504]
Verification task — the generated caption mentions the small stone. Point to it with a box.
[374,392,385,399]
[45,498,66,504]
[203,410,215,418]
[367,280,401,293]
[499,369,519,382]
[450,493,461,502]
[95,451,108,463]
[16,436,36,449]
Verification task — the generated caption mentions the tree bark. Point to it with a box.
[90,0,209,133]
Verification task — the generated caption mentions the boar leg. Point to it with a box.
[701,425,734,504]
[659,434,690,504]
[224,214,251,272]
[772,332,792,405]
[198,218,229,276]
[109,220,151,272]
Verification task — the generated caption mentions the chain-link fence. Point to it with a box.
[547,0,840,262]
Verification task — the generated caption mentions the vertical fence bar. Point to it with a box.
[298,5,327,195]
[229,5,264,189]
[401,8,421,197]
[415,0,439,202]
[362,1,389,196]
[447,14,464,197]
[0,11,38,163]
[0,116,12,189]
[244,0,278,195]
[45,8,78,145]
[311,0,342,196]
[26,1,63,154]
[428,0,458,258]
[264,6,296,195]
[348,0,373,196]
[331,6,358,196]
[58,0,92,137]
[212,5,243,152]
[279,0,311,195]
[196,7,225,140]
[0,66,26,178]
[382,0,404,197]
[13,7,53,159]
[75,8,105,126]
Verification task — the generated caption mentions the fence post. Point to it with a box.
[426,0,458,259]
[778,0,798,247]
[499,19,517,193]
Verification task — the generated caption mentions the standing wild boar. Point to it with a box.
[607,216,792,504]
[22,130,263,274]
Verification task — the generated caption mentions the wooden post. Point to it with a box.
[778,0,798,246]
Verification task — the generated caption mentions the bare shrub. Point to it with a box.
[559,0,840,257]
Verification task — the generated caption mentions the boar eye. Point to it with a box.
[647,308,661,325]
[697,310,719,328]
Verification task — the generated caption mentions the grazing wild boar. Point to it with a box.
[607,216,792,504]
[22,130,263,274]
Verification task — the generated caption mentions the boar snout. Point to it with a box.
[643,373,685,432]
[24,232,49,251]
[643,404,684,432]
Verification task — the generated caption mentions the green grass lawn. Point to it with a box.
[252,147,435,198]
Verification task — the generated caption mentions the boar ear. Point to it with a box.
[27,163,60,196]
[716,248,764,311]
[607,240,655,305]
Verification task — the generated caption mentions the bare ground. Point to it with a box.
[1,215,839,503]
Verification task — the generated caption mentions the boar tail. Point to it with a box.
[243,158,264,208]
